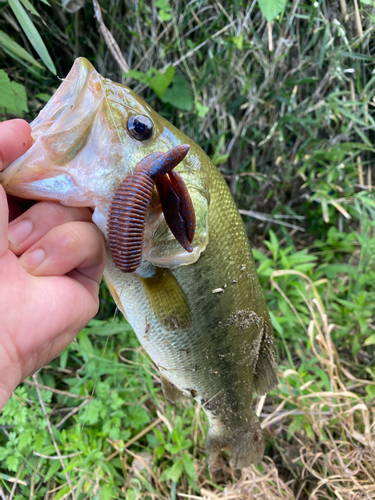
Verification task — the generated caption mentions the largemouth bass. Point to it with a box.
[0,58,278,474]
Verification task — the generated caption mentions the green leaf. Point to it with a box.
[108,427,120,440]
[18,431,33,450]
[5,454,19,472]
[319,24,330,69]
[160,459,183,483]
[0,70,28,116]
[323,264,358,279]
[287,415,304,439]
[53,484,70,500]
[354,125,373,149]
[269,310,284,335]
[77,331,95,358]
[339,51,373,60]
[7,0,56,74]
[101,484,114,500]
[127,67,175,98]
[44,460,61,483]
[232,34,244,50]
[358,317,368,334]
[258,0,286,21]
[156,445,165,458]
[162,75,193,111]
[264,229,279,260]
[0,30,43,68]
[352,335,361,355]
[182,453,197,481]
[0,70,17,108]
[126,69,148,84]
[127,405,150,429]
[35,92,51,102]
[147,66,175,98]
[60,349,68,369]
[365,385,375,400]
[87,400,106,425]
[364,334,375,346]
[212,154,229,165]
[156,0,169,7]
[19,0,40,16]
[84,318,132,336]
[39,445,57,456]
[304,422,315,440]
[159,9,172,20]
[195,100,209,117]
[156,0,172,18]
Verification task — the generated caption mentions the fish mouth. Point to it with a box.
[0,58,104,206]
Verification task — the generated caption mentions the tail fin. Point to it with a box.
[207,412,265,477]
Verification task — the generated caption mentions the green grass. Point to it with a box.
[1,0,375,498]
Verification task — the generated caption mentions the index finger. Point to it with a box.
[0,119,33,171]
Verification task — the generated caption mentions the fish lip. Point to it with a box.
[0,58,103,204]
[0,165,75,202]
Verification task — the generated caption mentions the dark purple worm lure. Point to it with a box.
[107,144,195,273]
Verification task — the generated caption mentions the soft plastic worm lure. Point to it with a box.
[107,144,195,273]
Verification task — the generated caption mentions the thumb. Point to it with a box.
[0,185,9,258]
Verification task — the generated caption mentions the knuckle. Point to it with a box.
[40,202,68,225]
[59,226,83,252]
[36,202,91,225]
[57,222,103,255]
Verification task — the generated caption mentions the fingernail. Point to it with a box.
[20,248,45,271]
[8,220,33,246]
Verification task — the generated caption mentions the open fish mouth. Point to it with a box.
[0,58,105,206]
[0,57,207,269]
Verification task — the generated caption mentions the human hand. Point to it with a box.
[0,119,106,409]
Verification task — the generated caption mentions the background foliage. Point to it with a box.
[1,0,375,499]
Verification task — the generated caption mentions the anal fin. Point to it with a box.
[161,376,186,403]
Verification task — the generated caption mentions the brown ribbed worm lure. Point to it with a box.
[107,144,195,273]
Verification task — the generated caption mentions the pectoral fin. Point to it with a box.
[139,267,191,331]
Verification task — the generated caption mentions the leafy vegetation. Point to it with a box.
[1,0,375,498]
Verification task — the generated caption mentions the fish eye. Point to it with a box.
[127,115,153,141]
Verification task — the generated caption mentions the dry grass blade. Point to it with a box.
[92,0,128,74]
[266,270,375,499]
[239,209,305,231]
[24,379,91,400]
[32,373,76,500]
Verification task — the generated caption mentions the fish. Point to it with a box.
[0,57,278,475]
